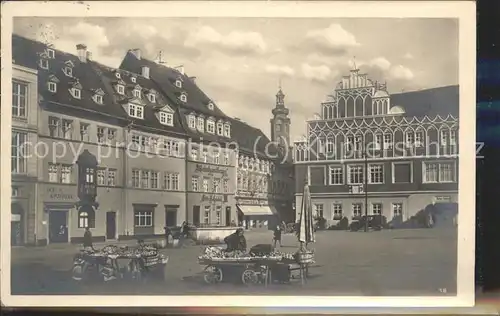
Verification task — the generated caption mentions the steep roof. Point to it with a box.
[390,85,460,118]
[229,117,281,160]
[12,34,124,123]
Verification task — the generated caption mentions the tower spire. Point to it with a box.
[352,56,357,70]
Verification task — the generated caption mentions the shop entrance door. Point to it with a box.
[106,212,116,239]
[193,206,200,226]
[225,207,231,226]
[49,210,68,243]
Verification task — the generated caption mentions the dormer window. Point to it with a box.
[131,77,136,83]
[64,67,73,77]
[217,121,224,135]
[148,93,156,103]
[208,102,215,110]
[39,58,48,69]
[133,89,141,98]
[196,117,204,131]
[117,85,125,95]
[180,94,187,102]
[128,103,144,119]
[175,80,182,88]
[159,112,174,126]
[188,114,196,129]
[224,123,231,137]
[94,95,103,104]
[46,49,55,59]
[48,82,57,93]
[207,119,215,134]
[115,72,121,79]
[72,88,81,99]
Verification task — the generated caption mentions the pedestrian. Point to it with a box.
[83,227,94,251]
[164,226,172,248]
[224,228,247,252]
[179,221,189,247]
[273,224,282,248]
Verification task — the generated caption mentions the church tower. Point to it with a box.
[270,84,291,160]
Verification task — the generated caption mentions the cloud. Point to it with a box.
[301,63,334,83]
[369,57,391,71]
[389,65,415,80]
[264,64,295,77]
[403,52,414,59]
[63,22,109,48]
[305,23,360,55]
[184,25,267,55]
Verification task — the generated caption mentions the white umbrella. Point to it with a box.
[298,182,315,248]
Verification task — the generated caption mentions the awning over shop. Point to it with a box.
[269,206,279,216]
[237,204,277,216]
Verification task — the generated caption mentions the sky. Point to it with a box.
[14,17,459,141]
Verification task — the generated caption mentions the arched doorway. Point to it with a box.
[11,203,24,246]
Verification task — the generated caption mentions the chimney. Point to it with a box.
[86,51,92,61]
[130,48,141,60]
[141,66,150,79]
[76,44,87,63]
[189,76,197,83]
[175,65,184,75]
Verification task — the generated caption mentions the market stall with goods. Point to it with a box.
[72,243,169,283]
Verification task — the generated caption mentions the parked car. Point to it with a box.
[349,215,384,232]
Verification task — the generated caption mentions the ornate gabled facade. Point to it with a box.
[293,67,459,228]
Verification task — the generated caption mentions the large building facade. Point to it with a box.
[293,68,459,227]
[11,34,294,245]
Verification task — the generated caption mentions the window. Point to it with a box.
[78,211,89,228]
[64,67,73,77]
[96,168,106,186]
[347,165,364,184]
[213,152,220,164]
[11,132,27,173]
[48,117,61,137]
[133,89,141,98]
[94,94,103,104]
[12,186,20,197]
[48,82,57,93]
[175,80,182,88]
[217,122,224,135]
[207,120,215,133]
[354,135,363,151]
[117,85,125,95]
[115,72,121,79]
[215,206,222,225]
[352,203,362,218]
[188,115,196,129]
[223,179,229,193]
[192,176,199,191]
[132,169,141,188]
[224,124,231,137]
[439,162,455,182]
[107,128,116,143]
[224,153,230,165]
[62,120,72,139]
[180,94,187,102]
[208,102,215,110]
[213,179,221,193]
[147,171,157,189]
[72,88,81,99]
[423,162,439,183]
[131,77,136,83]
[329,166,343,185]
[415,131,424,147]
[148,93,156,103]
[450,130,457,146]
[47,49,55,59]
[12,81,27,117]
[383,134,393,149]
[141,170,150,188]
[393,162,412,183]
[314,204,324,219]
[203,177,209,192]
[97,127,106,143]
[107,169,116,186]
[203,206,211,225]
[164,172,180,190]
[159,112,174,126]
[326,139,335,154]
[333,204,343,219]
[202,151,208,163]
[39,59,48,69]
[197,117,204,131]
[392,203,403,217]
[374,134,382,150]
[372,203,382,215]
[134,211,153,227]
[48,163,58,182]
[128,104,144,119]
[190,148,198,161]
[369,164,384,184]
[405,132,414,147]
[440,130,448,146]
[79,123,89,142]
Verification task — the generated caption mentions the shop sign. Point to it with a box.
[237,199,268,206]
[195,164,229,176]
[201,194,224,202]
[434,196,451,203]
[46,187,74,201]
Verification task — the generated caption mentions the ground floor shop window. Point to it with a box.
[372,203,382,215]
[215,206,222,225]
[134,211,153,227]
[203,206,211,225]
[333,203,343,220]
[352,203,362,218]
[392,203,403,217]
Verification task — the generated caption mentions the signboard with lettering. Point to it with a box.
[46,187,75,202]
[195,164,229,176]
[237,198,268,206]
[201,194,224,202]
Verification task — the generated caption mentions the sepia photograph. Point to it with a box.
[1,1,475,308]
